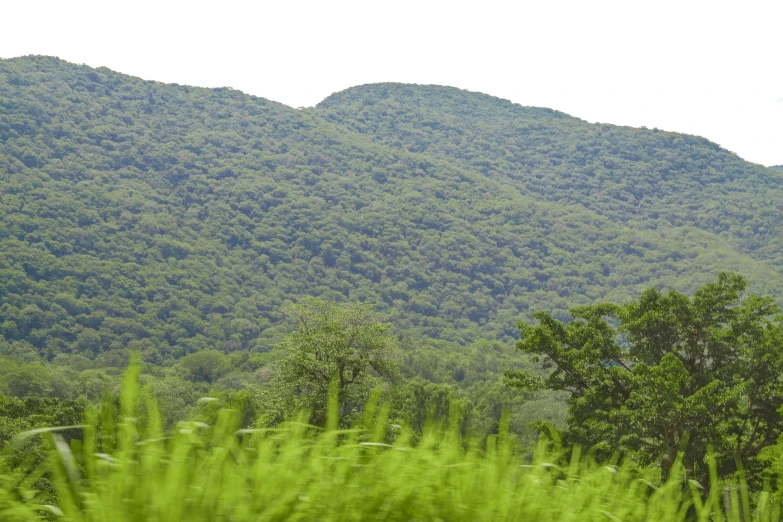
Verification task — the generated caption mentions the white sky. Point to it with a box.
[2,0,781,166]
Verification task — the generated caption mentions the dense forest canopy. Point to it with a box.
[2,56,782,366]
[317,83,783,264]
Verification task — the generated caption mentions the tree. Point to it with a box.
[274,299,399,426]
[178,350,229,383]
[388,380,466,436]
[511,273,783,482]
[0,393,85,472]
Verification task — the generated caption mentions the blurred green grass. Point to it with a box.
[1,362,777,521]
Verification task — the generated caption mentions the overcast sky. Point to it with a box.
[2,0,781,166]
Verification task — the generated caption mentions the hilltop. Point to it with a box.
[316,83,783,264]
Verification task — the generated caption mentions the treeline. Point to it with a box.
[0,326,560,448]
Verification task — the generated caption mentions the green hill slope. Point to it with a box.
[316,83,783,265]
[1,56,781,364]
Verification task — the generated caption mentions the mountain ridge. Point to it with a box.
[314,82,783,265]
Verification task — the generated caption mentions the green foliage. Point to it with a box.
[0,391,84,499]
[1,56,782,368]
[0,394,84,448]
[269,299,399,425]
[0,354,121,402]
[515,273,783,483]
[394,335,566,445]
[317,84,783,266]
[5,363,783,521]
[177,350,229,383]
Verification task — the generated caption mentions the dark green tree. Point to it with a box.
[178,350,229,384]
[0,393,85,478]
[511,273,783,481]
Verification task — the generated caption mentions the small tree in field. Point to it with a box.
[274,299,399,426]
[510,273,783,482]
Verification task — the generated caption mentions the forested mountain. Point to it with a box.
[5,57,783,518]
[317,84,783,265]
[1,55,782,365]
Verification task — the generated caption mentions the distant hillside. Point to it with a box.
[1,56,782,363]
[316,83,783,265]
[771,165,783,172]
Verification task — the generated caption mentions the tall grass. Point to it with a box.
[1,362,780,521]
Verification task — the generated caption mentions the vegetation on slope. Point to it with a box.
[316,83,783,264]
[1,56,781,368]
